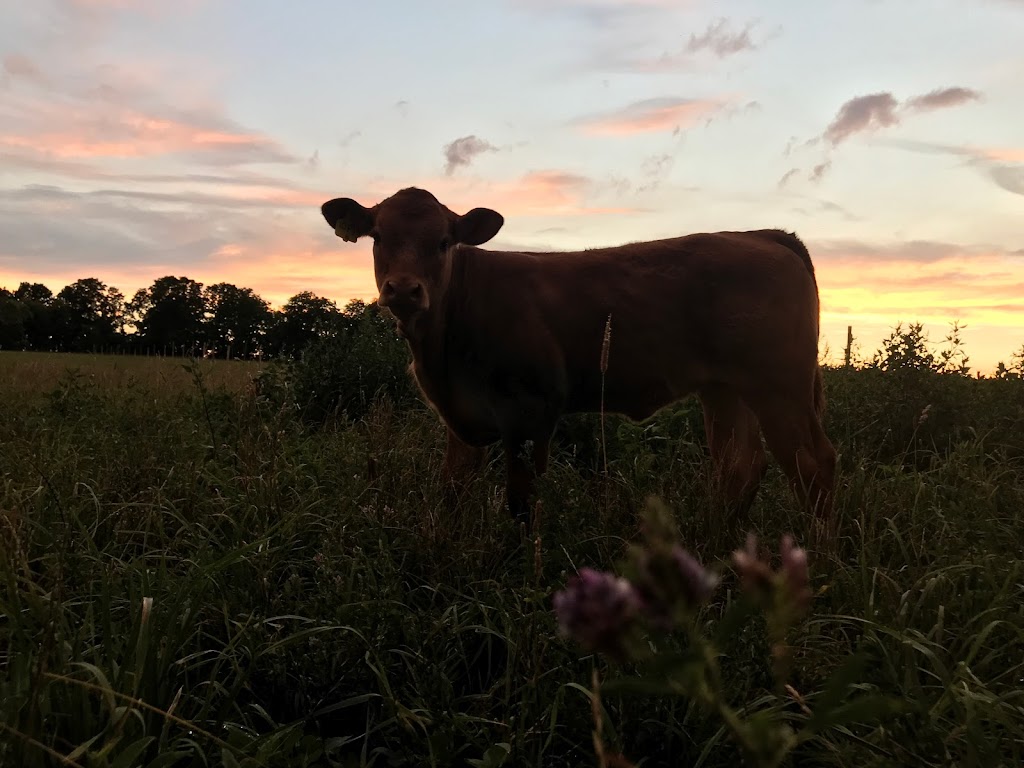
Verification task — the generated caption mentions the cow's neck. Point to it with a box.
[402,259,459,413]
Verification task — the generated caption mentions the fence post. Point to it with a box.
[844,325,853,368]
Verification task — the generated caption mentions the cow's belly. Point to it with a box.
[564,367,694,423]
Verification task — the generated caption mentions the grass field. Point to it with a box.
[1,350,1023,767]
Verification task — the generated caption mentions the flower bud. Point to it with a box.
[553,568,640,659]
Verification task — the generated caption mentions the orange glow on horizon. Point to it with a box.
[4,235,1023,374]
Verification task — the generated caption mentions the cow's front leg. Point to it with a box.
[503,431,553,527]
[503,437,533,523]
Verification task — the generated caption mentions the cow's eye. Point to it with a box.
[439,238,450,252]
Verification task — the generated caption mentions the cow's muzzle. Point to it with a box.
[378,278,428,316]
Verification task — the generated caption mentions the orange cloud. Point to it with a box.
[575,97,722,136]
[974,147,1024,164]
[486,171,637,215]
[357,170,639,218]
[0,105,288,162]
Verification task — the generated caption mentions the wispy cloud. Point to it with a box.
[486,171,637,215]
[443,135,498,175]
[0,178,354,309]
[823,93,901,147]
[785,86,984,184]
[882,138,1024,197]
[685,18,760,57]
[905,87,983,112]
[358,170,643,218]
[512,0,681,28]
[590,17,772,73]
[574,97,723,136]
[1,78,293,164]
[637,152,674,192]
[777,168,799,188]
[822,87,982,148]
[2,54,47,85]
[809,160,832,182]
[788,198,859,221]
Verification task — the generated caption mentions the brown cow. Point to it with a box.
[321,187,836,526]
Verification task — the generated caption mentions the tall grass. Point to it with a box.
[0,352,1022,766]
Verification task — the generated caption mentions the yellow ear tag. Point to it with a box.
[334,220,361,243]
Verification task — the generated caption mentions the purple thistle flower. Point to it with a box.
[779,535,812,614]
[630,545,718,629]
[731,533,773,595]
[672,545,720,606]
[553,567,640,659]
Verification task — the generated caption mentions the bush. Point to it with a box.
[259,301,420,424]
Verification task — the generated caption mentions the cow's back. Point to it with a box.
[443,230,820,422]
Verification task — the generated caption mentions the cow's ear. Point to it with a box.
[455,207,504,246]
[321,198,374,243]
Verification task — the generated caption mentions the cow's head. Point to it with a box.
[321,188,504,329]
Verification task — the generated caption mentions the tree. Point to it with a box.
[265,291,345,358]
[0,289,30,350]
[130,276,207,354]
[15,282,54,305]
[52,278,126,351]
[15,283,56,350]
[204,282,272,359]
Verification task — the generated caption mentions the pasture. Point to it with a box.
[1,347,1023,767]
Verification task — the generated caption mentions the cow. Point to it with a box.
[320,187,836,527]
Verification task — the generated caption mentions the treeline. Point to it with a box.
[0,276,386,359]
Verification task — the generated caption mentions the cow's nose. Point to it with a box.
[381,279,425,308]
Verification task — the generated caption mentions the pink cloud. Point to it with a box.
[973,146,1024,163]
[0,102,290,163]
[489,171,613,215]
[357,170,640,218]
[2,54,47,84]
[575,97,723,136]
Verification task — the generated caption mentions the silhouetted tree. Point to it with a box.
[204,282,272,359]
[0,288,30,349]
[15,282,54,305]
[266,291,345,358]
[14,284,57,350]
[130,276,206,355]
[52,278,125,351]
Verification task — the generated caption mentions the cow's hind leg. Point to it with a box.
[699,386,768,518]
[749,390,836,522]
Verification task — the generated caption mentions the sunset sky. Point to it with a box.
[1,0,1022,371]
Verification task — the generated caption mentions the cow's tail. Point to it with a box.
[813,365,826,420]
[764,230,826,418]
